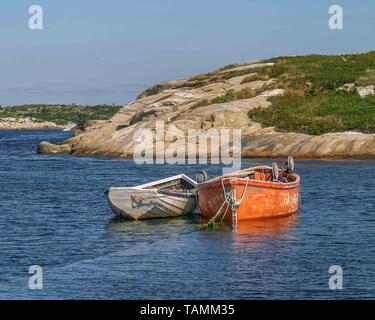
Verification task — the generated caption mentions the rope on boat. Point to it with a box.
[207,177,250,227]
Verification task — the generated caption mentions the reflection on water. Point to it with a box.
[0,130,374,299]
[231,214,299,247]
[234,214,299,235]
[197,214,299,250]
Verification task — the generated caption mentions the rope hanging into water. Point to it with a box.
[208,177,250,226]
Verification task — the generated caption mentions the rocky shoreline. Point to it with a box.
[36,59,375,159]
[0,117,63,130]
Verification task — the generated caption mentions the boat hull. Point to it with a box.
[106,188,197,220]
[198,175,300,222]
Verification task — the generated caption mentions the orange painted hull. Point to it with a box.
[197,166,301,222]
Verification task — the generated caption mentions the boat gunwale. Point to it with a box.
[108,174,197,191]
[107,187,194,196]
[197,166,300,191]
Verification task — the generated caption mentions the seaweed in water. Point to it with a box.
[199,220,217,231]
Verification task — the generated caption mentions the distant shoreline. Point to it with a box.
[0,117,65,130]
[0,104,121,127]
[0,127,65,131]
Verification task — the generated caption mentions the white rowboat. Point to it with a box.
[106,174,197,220]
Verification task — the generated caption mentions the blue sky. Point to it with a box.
[0,0,374,105]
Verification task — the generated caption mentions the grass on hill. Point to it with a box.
[195,89,260,108]
[0,104,122,125]
[247,52,375,135]
[193,83,277,109]
[249,91,375,135]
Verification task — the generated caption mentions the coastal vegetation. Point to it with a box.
[0,104,121,125]
[36,51,375,159]
[193,84,276,109]
[194,88,260,108]
[247,52,375,135]
[183,52,375,135]
[249,91,375,135]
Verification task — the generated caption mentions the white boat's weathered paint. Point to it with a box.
[106,174,197,220]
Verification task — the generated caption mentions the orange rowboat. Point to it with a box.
[197,162,301,225]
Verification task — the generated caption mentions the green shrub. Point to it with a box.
[260,52,375,91]
[248,91,375,135]
[247,52,375,135]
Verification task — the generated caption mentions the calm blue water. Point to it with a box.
[0,129,374,299]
